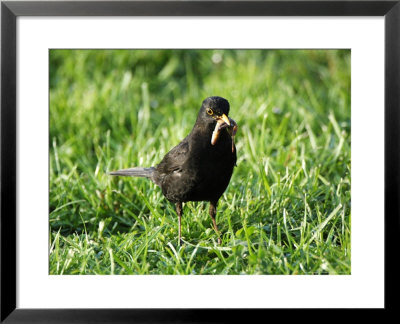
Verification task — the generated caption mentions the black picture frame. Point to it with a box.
[1,0,399,322]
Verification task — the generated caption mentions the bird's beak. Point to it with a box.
[211,114,233,145]
[219,114,231,126]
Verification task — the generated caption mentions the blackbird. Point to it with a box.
[110,96,237,245]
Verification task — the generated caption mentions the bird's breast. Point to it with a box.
[159,127,236,203]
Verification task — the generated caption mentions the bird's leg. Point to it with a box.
[209,201,222,244]
[176,202,183,246]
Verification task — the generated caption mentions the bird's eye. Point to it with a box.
[206,108,214,116]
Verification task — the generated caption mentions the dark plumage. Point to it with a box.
[110,96,237,245]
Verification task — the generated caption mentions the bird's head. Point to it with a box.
[196,96,231,129]
[195,96,237,148]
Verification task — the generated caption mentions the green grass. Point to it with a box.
[49,49,351,275]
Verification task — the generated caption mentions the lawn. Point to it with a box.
[49,49,351,275]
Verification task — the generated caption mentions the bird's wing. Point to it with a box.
[156,139,189,174]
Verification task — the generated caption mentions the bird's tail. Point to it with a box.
[109,167,155,180]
